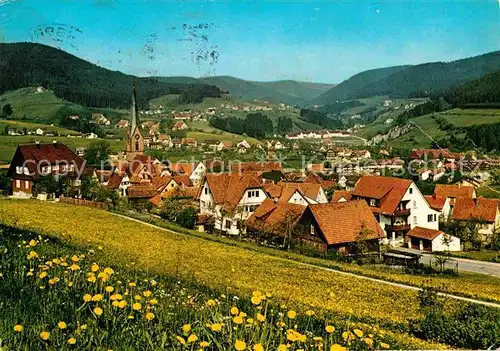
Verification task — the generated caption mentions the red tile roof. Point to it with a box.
[411,148,454,159]
[127,184,158,199]
[204,173,263,211]
[424,195,447,211]
[309,200,384,245]
[452,197,499,223]
[434,184,474,199]
[173,175,191,187]
[231,161,282,173]
[331,190,352,203]
[352,175,412,215]
[406,226,444,241]
[245,198,307,234]
[107,172,125,190]
[171,163,194,176]
[148,195,163,207]
[275,182,323,202]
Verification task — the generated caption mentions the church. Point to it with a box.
[125,85,145,161]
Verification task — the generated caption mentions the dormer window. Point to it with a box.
[369,199,376,207]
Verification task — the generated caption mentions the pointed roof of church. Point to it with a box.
[130,84,139,132]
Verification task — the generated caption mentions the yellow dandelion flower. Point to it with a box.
[92,294,103,302]
[380,342,390,349]
[83,294,92,303]
[143,290,152,297]
[58,321,67,329]
[105,286,114,293]
[277,344,287,351]
[91,263,99,272]
[118,300,127,309]
[251,296,262,305]
[200,341,209,348]
[233,316,244,325]
[71,255,79,262]
[69,264,80,271]
[210,323,222,332]
[287,310,296,319]
[112,301,120,308]
[134,295,142,301]
[132,302,142,311]
[29,239,37,246]
[110,294,122,301]
[256,313,265,322]
[39,272,48,279]
[68,337,77,345]
[206,299,216,307]
[13,324,23,332]
[149,298,158,305]
[68,281,73,287]
[230,306,239,315]
[182,324,191,333]
[103,267,114,275]
[40,331,50,340]
[87,275,97,283]
[176,336,186,345]
[325,325,335,334]
[26,271,33,277]
[254,344,264,351]
[234,340,246,351]
[93,307,103,316]
[330,344,347,351]
[353,329,364,338]
[145,312,155,321]
[364,337,374,347]
[128,282,136,287]
[187,334,198,343]
[80,324,87,330]
[27,251,39,260]
[305,310,315,317]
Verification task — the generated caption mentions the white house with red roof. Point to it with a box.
[199,173,268,235]
[351,175,440,245]
[406,227,461,252]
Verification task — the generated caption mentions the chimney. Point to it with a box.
[36,140,40,148]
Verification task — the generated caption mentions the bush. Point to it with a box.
[176,207,197,229]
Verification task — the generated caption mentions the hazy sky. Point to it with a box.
[1,0,500,83]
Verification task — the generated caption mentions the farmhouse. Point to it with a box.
[451,197,500,243]
[351,175,440,245]
[198,173,267,235]
[216,141,233,151]
[172,121,188,131]
[8,141,89,198]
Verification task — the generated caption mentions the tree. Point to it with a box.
[159,118,174,133]
[2,103,12,117]
[243,113,273,138]
[277,116,293,135]
[33,176,58,196]
[84,141,110,166]
[176,207,197,229]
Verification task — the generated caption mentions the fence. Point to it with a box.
[59,196,108,210]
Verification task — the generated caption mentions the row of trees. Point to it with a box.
[209,113,275,138]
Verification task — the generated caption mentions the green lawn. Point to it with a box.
[0,136,123,164]
[440,108,500,127]
[442,251,500,263]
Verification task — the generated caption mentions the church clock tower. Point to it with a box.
[125,85,145,161]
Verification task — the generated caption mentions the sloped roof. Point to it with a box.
[331,190,352,203]
[107,172,125,190]
[8,142,86,179]
[452,197,499,223]
[127,184,158,199]
[411,148,454,159]
[245,198,306,235]
[231,161,282,173]
[148,195,163,207]
[434,184,474,199]
[204,173,263,211]
[309,200,384,245]
[424,195,447,211]
[276,182,323,202]
[171,163,194,176]
[406,226,444,241]
[352,175,412,215]
[173,175,191,187]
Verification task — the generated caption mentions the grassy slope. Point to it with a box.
[0,136,123,164]
[0,119,79,135]
[0,199,426,326]
[385,108,500,148]
[1,201,499,313]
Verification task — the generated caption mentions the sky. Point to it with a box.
[1,0,500,83]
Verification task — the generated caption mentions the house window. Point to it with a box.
[135,141,139,151]
[225,220,232,229]
[413,200,417,209]
[204,187,208,195]
[15,179,20,188]
[310,225,315,235]
[369,199,376,207]
[413,216,417,224]
[427,214,437,222]
[409,187,413,194]
[16,166,22,174]
[25,181,29,189]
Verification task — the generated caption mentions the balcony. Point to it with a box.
[385,224,410,232]
[393,208,410,217]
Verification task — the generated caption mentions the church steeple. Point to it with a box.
[131,83,138,132]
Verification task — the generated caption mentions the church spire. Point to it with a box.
[131,83,138,132]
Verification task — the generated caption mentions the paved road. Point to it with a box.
[396,247,500,277]
[111,212,500,309]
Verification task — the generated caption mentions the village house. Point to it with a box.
[35,128,44,135]
[198,173,268,235]
[107,171,131,197]
[434,184,476,204]
[116,119,129,129]
[451,197,500,243]
[181,137,198,149]
[351,175,440,245]
[264,182,328,206]
[331,190,352,203]
[216,141,233,152]
[157,134,171,146]
[424,194,452,221]
[172,121,188,131]
[406,227,461,252]
[237,140,251,150]
[189,160,224,186]
[92,113,111,125]
[411,148,456,160]
[8,141,89,198]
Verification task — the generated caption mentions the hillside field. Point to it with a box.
[0,119,80,135]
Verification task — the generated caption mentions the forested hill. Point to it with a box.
[444,70,500,107]
[313,50,500,105]
[0,43,222,109]
[310,66,411,105]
